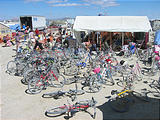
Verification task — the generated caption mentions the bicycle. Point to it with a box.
[81,72,102,93]
[28,65,65,94]
[42,84,85,101]
[143,77,160,98]
[45,97,97,119]
[93,65,114,86]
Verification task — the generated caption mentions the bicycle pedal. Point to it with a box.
[141,88,147,91]
[143,81,148,84]
[14,73,19,76]
[42,88,47,90]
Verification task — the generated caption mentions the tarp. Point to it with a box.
[154,30,160,45]
[9,24,21,31]
[73,16,152,32]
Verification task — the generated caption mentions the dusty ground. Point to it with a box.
[0,42,159,120]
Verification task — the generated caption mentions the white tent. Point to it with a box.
[73,16,152,32]
[73,16,152,46]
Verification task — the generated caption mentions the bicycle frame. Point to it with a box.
[76,52,92,67]
[131,61,142,77]
[59,104,90,112]
[35,70,58,87]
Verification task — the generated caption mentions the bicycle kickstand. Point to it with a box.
[93,106,96,119]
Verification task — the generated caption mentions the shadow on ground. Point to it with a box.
[97,95,160,120]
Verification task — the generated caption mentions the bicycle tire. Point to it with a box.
[45,106,68,117]
[82,76,102,93]
[50,74,65,88]
[28,77,44,94]
[151,60,159,76]
[108,97,130,113]
[7,60,17,74]
[105,70,115,85]
[63,64,79,76]
[22,69,35,85]
[147,91,160,98]
[109,57,118,67]
[42,91,65,98]
[116,81,124,87]
[132,91,149,102]
[67,90,85,96]
[77,99,97,107]
[64,77,75,85]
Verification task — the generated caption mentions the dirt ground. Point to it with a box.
[0,43,159,120]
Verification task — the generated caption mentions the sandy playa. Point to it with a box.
[0,43,159,120]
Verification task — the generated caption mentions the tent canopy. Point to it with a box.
[73,16,152,32]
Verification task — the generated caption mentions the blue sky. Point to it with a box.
[0,0,160,20]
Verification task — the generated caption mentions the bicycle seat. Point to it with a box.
[120,60,125,65]
[93,68,101,74]
[38,69,44,73]
[111,90,117,95]
[129,65,134,68]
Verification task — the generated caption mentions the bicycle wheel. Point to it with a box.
[63,65,79,76]
[104,70,115,85]
[63,59,79,76]
[7,60,16,74]
[109,57,118,67]
[108,97,130,113]
[22,69,35,85]
[28,77,44,94]
[132,91,149,102]
[45,106,68,117]
[147,91,160,98]
[77,98,97,107]
[151,60,159,76]
[42,91,65,98]
[50,74,65,88]
[67,89,85,96]
[116,81,124,87]
[82,75,102,93]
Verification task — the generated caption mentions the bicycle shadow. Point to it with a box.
[97,95,160,120]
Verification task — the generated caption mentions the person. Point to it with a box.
[89,32,97,54]
[35,28,39,36]
[3,36,7,46]
[63,33,70,48]
[22,24,26,30]
[29,30,34,40]
[28,30,34,46]
[6,34,14,46]
[63,29,66,35]
[24,29,28,42]
[15,33,20,53]
[34,36,43,51]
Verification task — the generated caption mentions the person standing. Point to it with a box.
[15,33,20,53]
[22,24,26,30]
[34,36,43,51]
[35,28,39,36]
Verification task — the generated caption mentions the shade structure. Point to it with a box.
[73,16,152,32]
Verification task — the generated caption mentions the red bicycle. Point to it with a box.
[45,97,97,119]
[28,65,65,94]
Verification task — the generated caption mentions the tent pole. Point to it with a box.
[122,32,124,46]
[100,33,101,51]
[110,32,112,48]
[97,32,98,50]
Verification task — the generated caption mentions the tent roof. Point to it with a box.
[73,16,152,32]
